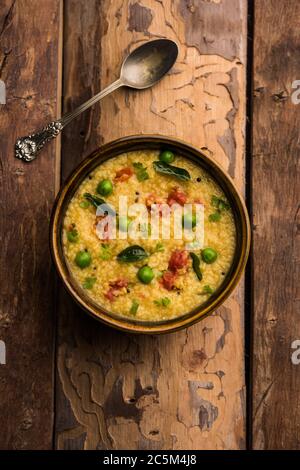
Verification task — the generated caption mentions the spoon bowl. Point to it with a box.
[121,39,178,89]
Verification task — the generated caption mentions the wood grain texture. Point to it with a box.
[56,0,247,449]
[252,0,300,449]
[0,0,62,449]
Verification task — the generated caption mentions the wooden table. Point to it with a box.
[0,0,299,450]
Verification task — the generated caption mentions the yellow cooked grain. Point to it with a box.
[63,150,236,321]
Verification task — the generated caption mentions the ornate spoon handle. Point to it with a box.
[15,121,63,162]
[15,79,122,162]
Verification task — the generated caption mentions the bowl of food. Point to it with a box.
[50,135,250,333]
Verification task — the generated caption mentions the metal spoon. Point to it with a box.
[15,39,178,162]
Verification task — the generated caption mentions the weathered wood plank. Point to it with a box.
[0,0,62,450]
[56,0,247,449]
[252,0,300,449]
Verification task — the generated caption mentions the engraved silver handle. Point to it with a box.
[15,121,63,162]
[15,79,123,162]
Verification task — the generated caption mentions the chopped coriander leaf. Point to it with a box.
[154,297,171,307]
[211,195,219,207]
[133,162,149,181]
[83,277,97,289]
[153,242,165,253]
[202,285,214,295]
[209,212,221,222]
[137,172,149,182]
[100,243,112,260]
[218,200,230,211]
[211,195,230,212]
[130,299,139,315]
[133,162,143,169]
[79,199,90,209]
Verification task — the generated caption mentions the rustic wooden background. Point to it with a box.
[0,0,299,450]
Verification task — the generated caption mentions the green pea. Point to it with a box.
[201,247,218,264]
[118,215,132,232]
[97,179,113,196]
[159,150,175,164]
[75,250,92,269]
[137,265,154,284]
[67,228,78,243]
[182,212,197,229]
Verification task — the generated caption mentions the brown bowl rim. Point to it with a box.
[50,134,251,334]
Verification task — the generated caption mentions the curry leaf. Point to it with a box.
[83,193,105,208]
[83,193,115,215]
[117,245,149,263]
[190,252,202,281]
[153,161,191,181]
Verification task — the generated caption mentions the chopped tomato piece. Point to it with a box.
[145,193,166,215]
[145,193,165,208]
[114,167,133,182]
[105,288,115,301]
[160,271,177,291]
[161,250,189,290]
[105,278,129,301]
[109,279,129,289]
[167,186,187,206]
[168,249,189,272]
